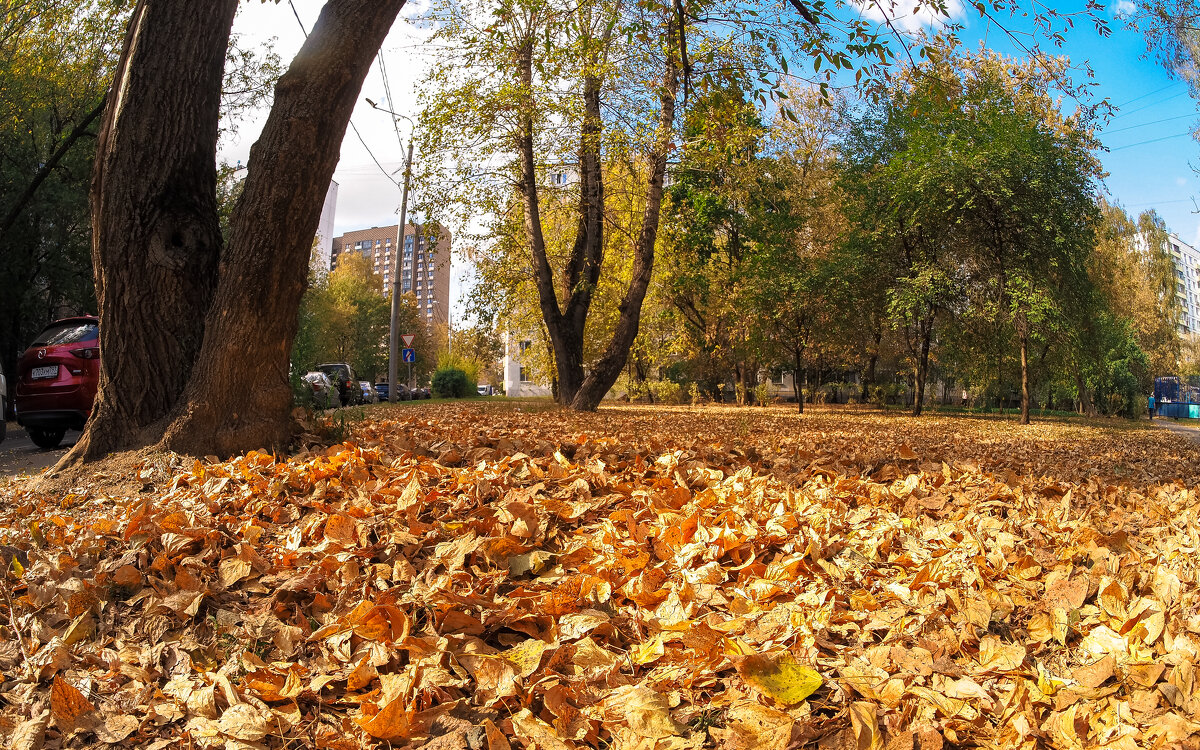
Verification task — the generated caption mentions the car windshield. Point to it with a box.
[32,321,97,347]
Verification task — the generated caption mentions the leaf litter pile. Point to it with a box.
[1,403,1200,749]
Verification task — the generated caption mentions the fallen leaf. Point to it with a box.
[734,651,823,705]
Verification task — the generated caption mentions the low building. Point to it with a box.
[501,333,551,397]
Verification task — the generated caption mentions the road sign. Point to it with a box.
[402,348,416,363]
[401,333,415,347]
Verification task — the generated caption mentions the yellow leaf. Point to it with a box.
[734,651,823,705]
[631,633,667,665]
[849,701,882,750]
[502,638,548,678]
[977,635,1026,672]
[356,695,414,741]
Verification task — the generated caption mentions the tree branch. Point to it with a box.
[0,100,104,236]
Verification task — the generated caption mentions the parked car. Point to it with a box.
[477,385,494,396]
[359,380,378,404]
[14,316,100,449]
[414,387,431,400]
[316,363,363,406]
[301,372,341,410]
[374,381,414,401]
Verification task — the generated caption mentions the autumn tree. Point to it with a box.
[290,254,432,384]
[842,48,1102,422]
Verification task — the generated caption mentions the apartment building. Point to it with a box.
[1166,233,1200,335]
[330,223,452,327]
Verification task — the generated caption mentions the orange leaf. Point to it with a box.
[50,676,94,727]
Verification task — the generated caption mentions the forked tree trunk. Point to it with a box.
[160,0,405,454]
[518,14,677,412]
[66,0,238,463]
[61,0,406,466]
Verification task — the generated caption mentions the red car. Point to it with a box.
[14,316,100,449]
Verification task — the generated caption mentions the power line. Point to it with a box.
[1102,111,1196,135]
[1112,82,1181,110]
[1110,90,1187,121]
[1109,130,1194,151]
[286,0,401,189]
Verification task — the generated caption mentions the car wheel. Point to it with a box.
[28,427,65,449]
[0,398,5,443]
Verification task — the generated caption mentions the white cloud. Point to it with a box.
[852,0,966,34]
[1112,0,1136,18]
[1178,177,1189,187]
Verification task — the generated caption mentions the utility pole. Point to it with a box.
[388,140,414,403]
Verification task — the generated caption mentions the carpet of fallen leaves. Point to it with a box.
[2,403,1200,750]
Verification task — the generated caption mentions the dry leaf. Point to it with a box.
[734,651,823,705]
[49,677,94,729]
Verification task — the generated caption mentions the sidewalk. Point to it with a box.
[1152,417,1200,443]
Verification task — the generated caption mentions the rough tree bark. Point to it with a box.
[61,0,406,466]
[159,0,405,454]
[68,1,237,463]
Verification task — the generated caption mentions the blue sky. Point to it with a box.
[899,1,1200,243]
[224,0,1200,316]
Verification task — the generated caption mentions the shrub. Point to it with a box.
[650,380,684,404]
[432,367,473,398]
[688,382,702,407]
[753,381,771,407]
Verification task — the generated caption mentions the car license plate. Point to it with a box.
[30,365,57,380]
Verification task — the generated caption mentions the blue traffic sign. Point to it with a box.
[402,348,416,363]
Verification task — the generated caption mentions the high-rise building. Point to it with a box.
[1165,234,1200,335]
[329,223,452,327]
[313,182,338,271]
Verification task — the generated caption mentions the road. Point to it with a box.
[0,421,77,478]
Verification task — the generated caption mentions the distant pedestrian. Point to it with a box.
[1148,394,1156,418]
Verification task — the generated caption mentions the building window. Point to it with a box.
[520,366,530,382]
[402,281,410,293]
[519,340,532,354]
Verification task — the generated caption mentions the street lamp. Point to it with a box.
[367,98,416,404]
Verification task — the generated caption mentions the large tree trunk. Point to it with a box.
[66,0,238,463]
[62,0,406,466]
[912,316,932,417]
[1074,367,1093,416]
[159,0,406,454]
[793,344,804,414]
[1018,317,1031,425]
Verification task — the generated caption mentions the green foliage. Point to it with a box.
[432,367,474,399]
[0,1,126,375]
[292,253,434,384]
